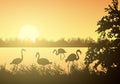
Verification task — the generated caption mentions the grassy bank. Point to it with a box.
[0,64,119,84]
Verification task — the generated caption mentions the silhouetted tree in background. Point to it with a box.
[85,0,120,82]
[0,38,5,46]
[0,37,94,47]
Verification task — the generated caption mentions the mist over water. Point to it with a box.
[0,47,87,71]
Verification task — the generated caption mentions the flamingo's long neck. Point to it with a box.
[37,53,40,61]
[55,50,58,55]
[76,51,79,60]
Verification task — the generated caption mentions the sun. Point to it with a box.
[18,25,39,42]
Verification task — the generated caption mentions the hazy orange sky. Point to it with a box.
[0,0,119,41]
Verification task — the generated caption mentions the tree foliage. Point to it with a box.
[85,0,120,73]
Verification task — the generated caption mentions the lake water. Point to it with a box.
[0,47,88,72]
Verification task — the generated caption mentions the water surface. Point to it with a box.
[0,47,87,71]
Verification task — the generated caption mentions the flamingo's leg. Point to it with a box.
[67,62,70,73]
[63,53,65,59]
[60,54,62,60]
[68,62,72,73]
[43,66,45,71]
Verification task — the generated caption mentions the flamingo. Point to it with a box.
[53,48,66,60]
[65,49,82,72]
[10,49,26,65]
[65,49,82,62]
[36,52,52,66]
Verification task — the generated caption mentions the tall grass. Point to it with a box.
[0,64,118,84]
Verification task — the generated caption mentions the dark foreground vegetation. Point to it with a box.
[0,64,119,84]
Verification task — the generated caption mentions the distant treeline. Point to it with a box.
[0,38,95,47]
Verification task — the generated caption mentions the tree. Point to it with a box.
[84,0,120,75]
